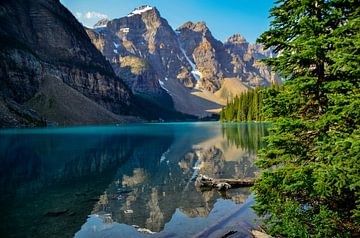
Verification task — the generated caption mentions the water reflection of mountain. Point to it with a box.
[0,127,173,238]
[87,123,268,235]
[0,123,268,238]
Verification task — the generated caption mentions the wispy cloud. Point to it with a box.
[75,11,108,20]
[75,12,82,19]
[85,11,108,19]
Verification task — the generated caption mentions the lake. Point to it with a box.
[0,122,268,238]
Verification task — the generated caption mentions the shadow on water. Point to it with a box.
[0,123,269,238]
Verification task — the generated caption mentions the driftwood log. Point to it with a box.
[251,230,273,238]
[195,174,256,191]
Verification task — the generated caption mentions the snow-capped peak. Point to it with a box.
[128,6,153,17]
[93,19,109,29]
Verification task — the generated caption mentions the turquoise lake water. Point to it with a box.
[0,122,268,238]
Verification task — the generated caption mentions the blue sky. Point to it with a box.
[60,0,274,43]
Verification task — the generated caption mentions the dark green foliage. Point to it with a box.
[221,123,269,154]
[253,0,360,237]
[220,87,264,122]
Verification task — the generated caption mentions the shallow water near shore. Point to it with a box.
[0,122,268,238]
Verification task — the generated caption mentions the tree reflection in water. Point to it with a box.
[80,123,269,237]
[0,123,268,238]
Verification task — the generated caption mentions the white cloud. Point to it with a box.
[83,11,108,19]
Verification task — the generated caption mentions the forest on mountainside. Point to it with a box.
[220,87,263,122]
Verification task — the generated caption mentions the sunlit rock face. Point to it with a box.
[0,0,135,127]
[86,6,276,117]
[85,6,187,106]
[177,21,231,92]
[177,23,278,92]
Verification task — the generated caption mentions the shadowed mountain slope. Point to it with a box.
[0,0,137,127]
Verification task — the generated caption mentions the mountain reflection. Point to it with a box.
[81,123,268,237]
[0,126,173,238]
[0,123,268,238]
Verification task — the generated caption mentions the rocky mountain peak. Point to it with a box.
[177,21,209,34]
[176,21,193,30]
[93,18,110,28]
[127,5,159,18]
[193,21,209,32]
[225,34,248,45]
[85,4,185,109]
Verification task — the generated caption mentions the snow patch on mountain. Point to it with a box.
[178,42,202,82]
[191,70,202,82]
[128,6,153,17]
[93,19,109,29]
[93,24,107,29]
[179,45,195,69]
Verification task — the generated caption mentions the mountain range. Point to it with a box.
[0,1,275,127]
[86,6,276,117]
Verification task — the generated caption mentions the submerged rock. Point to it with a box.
[221,230,237,238]
[44,209,69,217]
[124,209,134,214]
[88,197,100,202]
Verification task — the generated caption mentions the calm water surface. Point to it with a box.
[0,122,268,238]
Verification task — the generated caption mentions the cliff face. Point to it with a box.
[177,21,232,92]
[87,6,276,117]
[177,23,276,91]
[0,0,135,127]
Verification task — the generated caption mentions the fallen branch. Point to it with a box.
[195,174,256,191]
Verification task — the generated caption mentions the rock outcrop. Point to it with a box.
[0,0,136,127]
[177,21,232,91]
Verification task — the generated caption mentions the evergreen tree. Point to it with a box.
[219,108,225,122]
[253,0,360,237]
[247,93,254,121]
[220,89,265,122]
[237,98,241,122]
[253,89,259,121]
